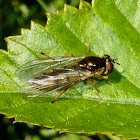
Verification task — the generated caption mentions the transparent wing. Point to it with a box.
[19,63,91,97]
[16,56,85,82]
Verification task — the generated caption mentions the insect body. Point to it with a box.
[16,52,119,103]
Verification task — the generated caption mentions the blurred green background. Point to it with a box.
[0,0,105,139]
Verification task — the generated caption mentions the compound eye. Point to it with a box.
[106,61,114,74]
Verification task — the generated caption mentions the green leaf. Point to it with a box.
[1,0,140,138]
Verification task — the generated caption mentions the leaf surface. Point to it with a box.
[1,0,140,138]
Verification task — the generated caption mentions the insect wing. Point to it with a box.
[16,57,84,83]
[19,57,91,97]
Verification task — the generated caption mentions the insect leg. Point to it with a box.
[51,86,70,104]
[40,52,54,59]
[64,53,74,57]
[96,75,111,82]
[88,77,102,100]
[84,43,90,56]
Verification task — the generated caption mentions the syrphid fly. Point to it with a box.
[16,44,120,103]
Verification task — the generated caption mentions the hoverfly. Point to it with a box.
[16,44,120,103]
